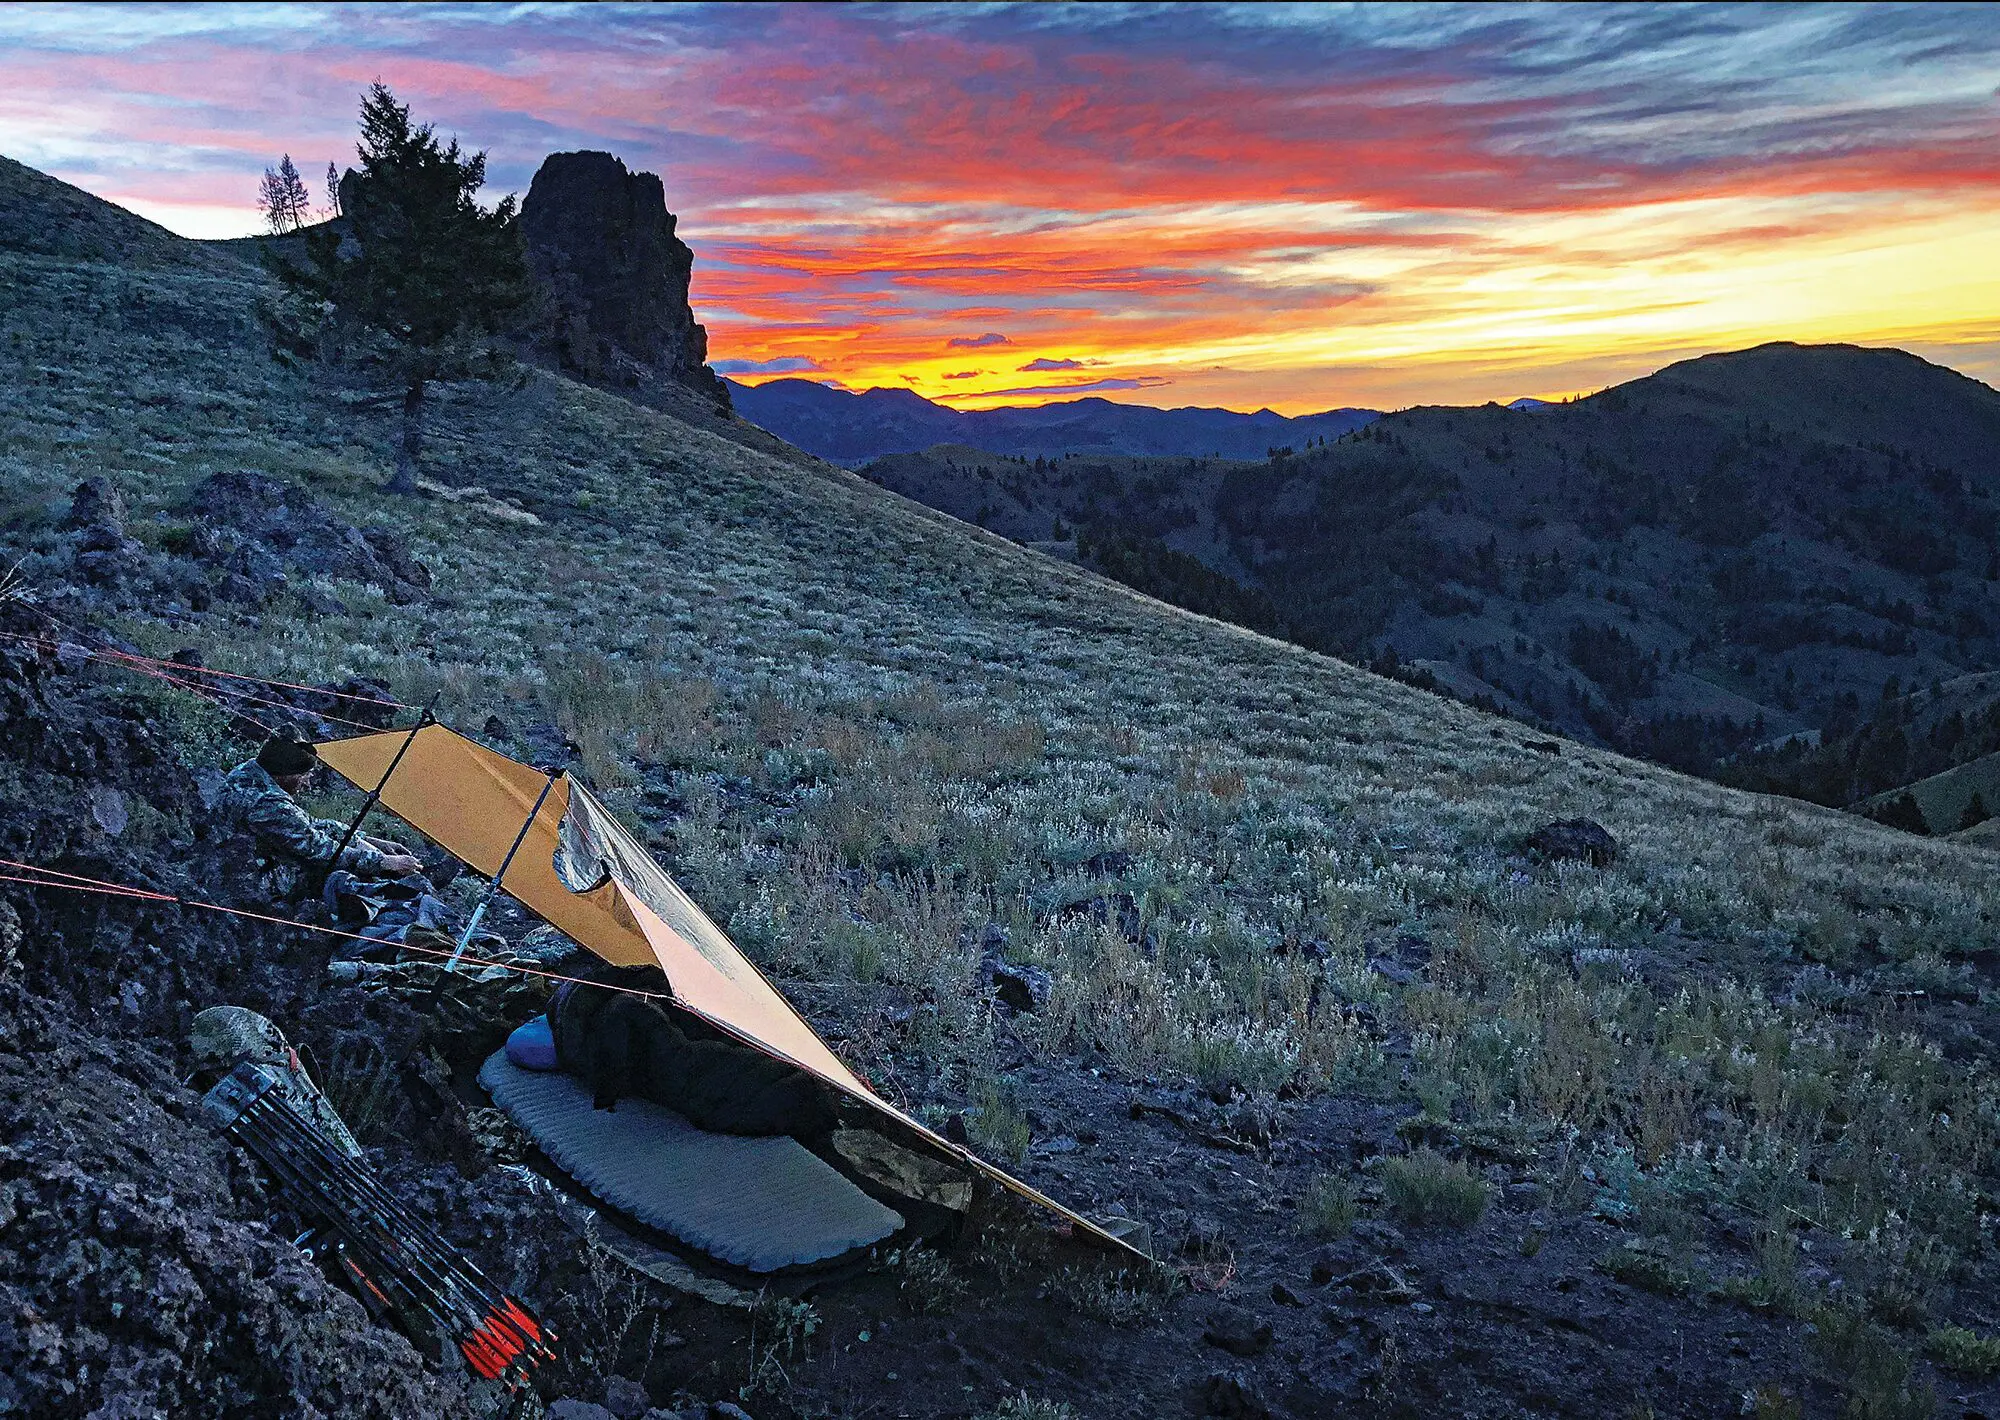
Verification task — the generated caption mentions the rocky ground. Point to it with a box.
[2,476,1995,1420]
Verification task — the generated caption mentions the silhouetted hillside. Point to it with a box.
[727,377,1378,464]
[869,344,2000,805]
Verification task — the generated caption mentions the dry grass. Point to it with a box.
[6,236,2000,1331]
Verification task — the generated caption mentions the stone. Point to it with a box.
[707,1405,756,1420]
[64,476,125,531]
[1202,1303,1274,1357]
[87,784,127,837]
[1195,1371,1272,1419]
[179,470,429,603]
[1525,818,1619,868]
[1349,1219,1405,1254]
[1505,1181,1547,1209]
[602,1375,651,1419]
[547,1402,618,1420]
[1334,1262,1418,1304]
[1270,1281,1305,1307]
[521,151,728,406]
[977,941,1053,1014]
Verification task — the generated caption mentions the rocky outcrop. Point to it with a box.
[520,151,728,408]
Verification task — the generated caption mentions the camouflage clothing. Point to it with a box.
[328,955,553,1061]
[217,759,388,877]
[188,1005,364,1158]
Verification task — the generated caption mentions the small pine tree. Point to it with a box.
[323,160,343,219]
[1870,791,1930,835]
[1959,792,1990,831]
[280,84,528,495]
[258,153,311,233]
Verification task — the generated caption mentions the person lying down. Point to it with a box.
[545,963,837,1140]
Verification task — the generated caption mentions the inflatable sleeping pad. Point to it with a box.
[478,1050,902,1272]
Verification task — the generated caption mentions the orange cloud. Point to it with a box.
[5,4,1998,409]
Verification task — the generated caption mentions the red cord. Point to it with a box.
[0,624,416,709]
[0,859,669,1001]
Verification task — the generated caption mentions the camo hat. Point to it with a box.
[188,1005,291,1069]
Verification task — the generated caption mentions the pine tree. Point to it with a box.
[258,154,311,233]
[1959,791,1990,831]
[1870,791,1930,835]
[323,160,343,219]
[281,84,528,495]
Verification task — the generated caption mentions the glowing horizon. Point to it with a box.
[3,3,1998,413]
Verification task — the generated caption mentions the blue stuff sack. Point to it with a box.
[505,1015,559,1072]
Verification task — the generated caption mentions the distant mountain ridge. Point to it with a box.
[860,342,2000,820]
[725,377,1380,464]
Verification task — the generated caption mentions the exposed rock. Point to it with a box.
[179,470,431,604]
[548,1402,619,1420]
[1525,818,1619,868]
[1332,1262,1418,1304]
[64,474,126,530]
[521,151,728,407]
[602,1375,651,1419]
[1349,1219,1406,1255]
[1195,1370,1272,1419]
[1201,1303,1273,1357]
[973,922,1052,1014]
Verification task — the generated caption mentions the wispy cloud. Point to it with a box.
[1019,357,1084,371]
[712,354,822,374]
[935,375,1170,403]
[4,3,1998,408]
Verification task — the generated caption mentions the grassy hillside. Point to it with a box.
[5,159,2000,1418]
[866,345,2000,808]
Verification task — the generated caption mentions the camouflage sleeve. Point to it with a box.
[243,792,386,874]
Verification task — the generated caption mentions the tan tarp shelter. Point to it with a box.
[318,723,1147,1262]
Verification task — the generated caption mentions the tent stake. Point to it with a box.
[320,693,439,889]
[442,771,557,973]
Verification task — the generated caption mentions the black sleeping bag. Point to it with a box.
[549,965,836,1140]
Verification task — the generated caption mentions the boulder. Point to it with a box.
[602,1376,651,1420]
[64,475,126,530]
[1201,1302,1274,1356]
[1525,817,1619,868]
[973,921,1053,1013]
[178,470,430,604]
[1195,1370,1272,1419]
[521,150,728,407]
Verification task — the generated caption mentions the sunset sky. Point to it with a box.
[4,2,1999,412]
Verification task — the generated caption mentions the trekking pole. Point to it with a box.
[321,692,440,887]
[442,770,557,974]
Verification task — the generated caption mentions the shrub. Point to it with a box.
[1381,1148,1489,1228]
[1297,1172,1358,1240]
[891,1244,968,1316]
[1926,1326,2000,1378]
[980,1397,1076,1420]
[1809,1304,1934,1420]
[1596,1244,1693,1296]
[969,1076,1031,1162]
[1046,1264,1179,1326]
